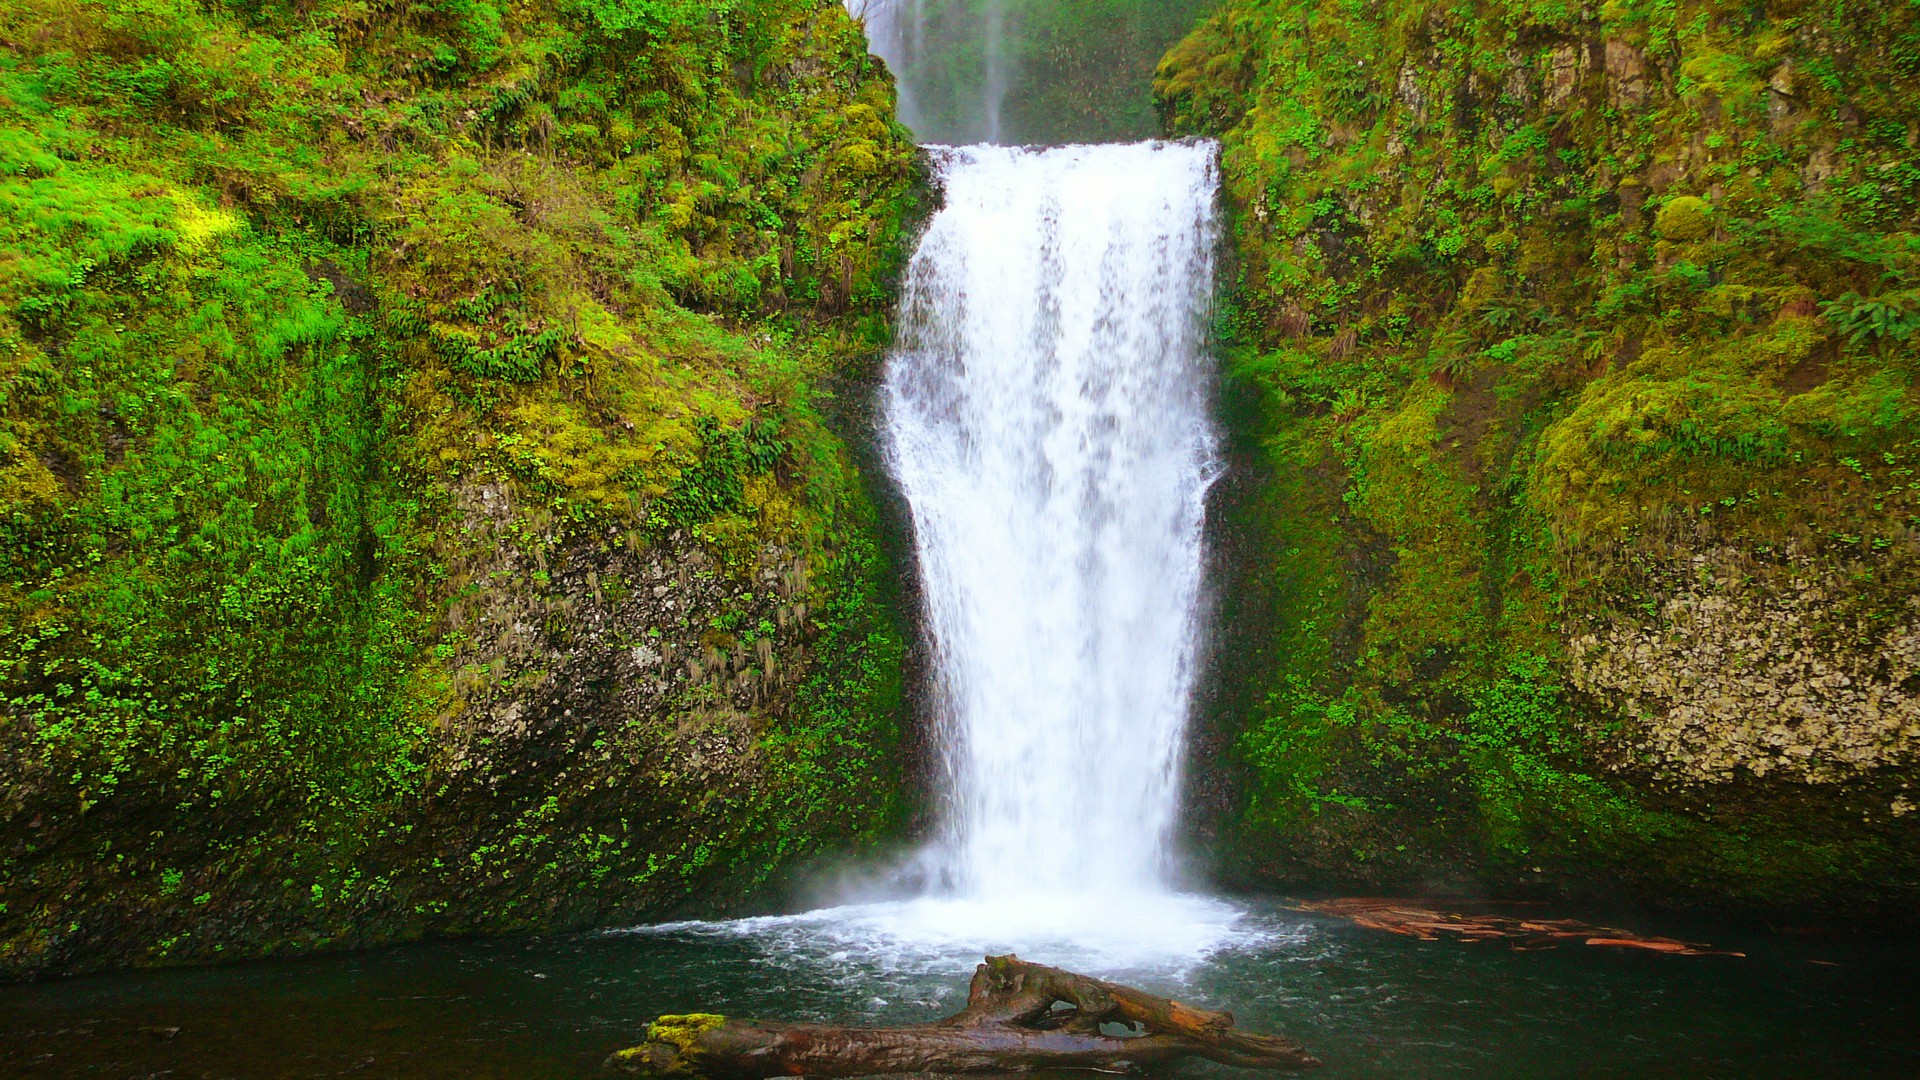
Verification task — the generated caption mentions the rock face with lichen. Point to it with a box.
[1568,549,1920,785]
[1161,0,1920,914]
[0,0,924,978]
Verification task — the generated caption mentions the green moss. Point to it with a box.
[1654,195,1714,242]
[0,0,922,977]
[1163,0,1920,913]
[653,1012,726,1036]
[609,1012,730,1077]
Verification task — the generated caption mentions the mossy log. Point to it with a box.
[606,954,1320,1076]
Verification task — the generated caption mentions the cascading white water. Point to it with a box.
[884,141,1222,902]
[639,20,1252,978]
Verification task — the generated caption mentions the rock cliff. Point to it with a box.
[1160,0,1920,914]
[0,0,923,978]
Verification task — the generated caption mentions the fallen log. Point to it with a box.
[606,954,1321,1076]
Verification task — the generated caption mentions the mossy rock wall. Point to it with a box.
[0,0,924,978]
[1160,0,1920,914]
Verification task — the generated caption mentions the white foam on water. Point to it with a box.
[630,891,1259,980]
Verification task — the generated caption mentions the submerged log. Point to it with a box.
[606,954,1321,1076]
[1291,898,1744,957]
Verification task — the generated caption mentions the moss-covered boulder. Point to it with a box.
[1160,0,1919,916]
[0,0,924,978]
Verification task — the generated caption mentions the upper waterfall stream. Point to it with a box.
[884,141,1222,901]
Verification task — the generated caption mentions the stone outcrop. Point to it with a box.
[0,0,921,978]
[1569,551,1920,785]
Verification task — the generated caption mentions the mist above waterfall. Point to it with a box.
[849,0,1218,144]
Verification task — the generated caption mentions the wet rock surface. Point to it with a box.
[1571,549,1920,785]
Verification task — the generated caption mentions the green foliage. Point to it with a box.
[652,415,790,529]
[0,0,920,976]
[575,0,707,38]
[1163,0,1920,910]
[1653,195,1713,242]
[1824,289,1920,346]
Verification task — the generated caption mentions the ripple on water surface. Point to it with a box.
[2,898,1919,1078]
[625,891,1277,985]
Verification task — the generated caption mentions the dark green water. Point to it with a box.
[4,897,1916,1079]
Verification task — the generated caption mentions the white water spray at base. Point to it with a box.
[637,893,1258,979]
[886,140,1222,905]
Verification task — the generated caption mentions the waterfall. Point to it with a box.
[883,142,1222,902]
[658,5,1249,973]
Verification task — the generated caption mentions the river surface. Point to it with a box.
[4,897,1917,1078]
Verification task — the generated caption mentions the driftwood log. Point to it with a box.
[607,954,1320,1076]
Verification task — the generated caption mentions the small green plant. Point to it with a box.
[1432,353,1476,388]
[1822,290,1920,346]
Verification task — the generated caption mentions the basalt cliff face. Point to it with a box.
[1160,0,1920,914]
[0,0,922,978]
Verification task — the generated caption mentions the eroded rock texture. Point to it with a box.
[1570,551,1920,785]
[1163,0,1920,912]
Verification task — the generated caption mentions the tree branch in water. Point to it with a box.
[606,954,1321,1076]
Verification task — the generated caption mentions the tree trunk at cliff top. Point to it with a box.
[605,954,1321,1076]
